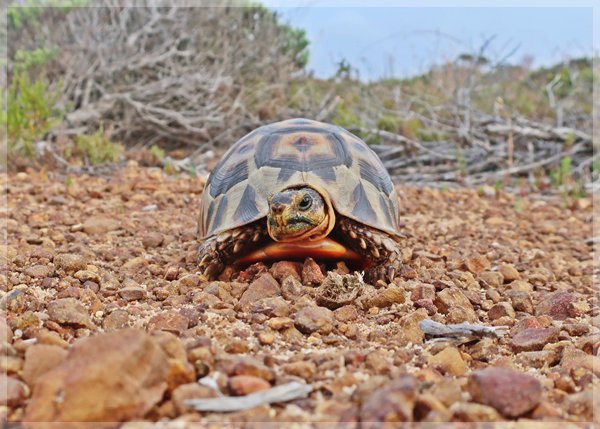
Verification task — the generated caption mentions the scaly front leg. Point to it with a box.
[337,217,404,284]
[198,221,268,280]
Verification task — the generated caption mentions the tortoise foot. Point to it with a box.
[338,217,404,285]
[197,221,268,280]
[364,258,403,285]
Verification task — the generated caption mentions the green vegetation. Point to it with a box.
[149,145,166,164]
[513,195,524,213]
[3,0,593,197]
[241,1,309,68]
[73,127,123,165]
[8,0,86,28]
[3,70,63,158]
[548,155,586,205]
[592,158,600,175]
[550,156,572,188]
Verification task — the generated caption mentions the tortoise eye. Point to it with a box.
[298,194,312,211]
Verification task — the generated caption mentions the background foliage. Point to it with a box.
[2,1,596,196]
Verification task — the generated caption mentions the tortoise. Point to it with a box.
[197,118,404,283]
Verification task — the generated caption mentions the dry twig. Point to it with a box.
[183,381,313,412]
[419,319,509,340]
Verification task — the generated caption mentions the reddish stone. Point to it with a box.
[464,255,491,274]
[294,305,334,335]
[302,257,325,286]
[488,302,515,320]
[47,298,94,329]
[238,273,281,310]
[270,261,302,282]
[22,344,68,387]
[467,367,542,417]
[142,232,164,248]
[146,311,189,335]
[510,316,542,336]
[413,299,437,315]
[24,329,169,423]
[0,374,28,407]
[231,357,276,383]
[360,375,417,423]
[228,375,271,396]
[536,292,575,321]
[511,327,559,352]
[410,284,435,302]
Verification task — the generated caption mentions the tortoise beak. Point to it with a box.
[268,193,293,227]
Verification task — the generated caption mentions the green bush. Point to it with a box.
[377,115,401,133]
[73,127,123,165]
[149,145,165,163]
[8,0,87,29]
[13,48,58,73]
[3,70,63,158]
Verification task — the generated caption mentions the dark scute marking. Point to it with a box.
[277,168,296,181]
[352,183,378,224]
[207,128,260,186]
[313,167,336,182]
[254,128,352,174]
[237,143,253,154]
[271,126,333,135]
[209,161,249,198]
[358,159,394,194]
[206,199,217,228]
[327,132,353,167]
[234,185,260,224]
[254,133,280,169]
[209,195,228,235]
[353,141,367,152]
[291,136,315,152]
[379,193,396,229]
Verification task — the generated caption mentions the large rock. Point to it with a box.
[24,264,54,279]
[47,298,94,329]
[434,287,478,323]
[466,366,542,417]
[294,305,334,335]
[54,253,89,273]
[228,375,271,396]
[360,375,417,424]
[146,311,189,335]
[0,315,13,343]
[511,327,559,352]
[536,292,576,320]
[238,273,281,310]
[22,344,68,387]
[83,216,120,234]
[1,374,29,407]
[302,257,325,286]
[428,346,468,376]
[24,329,169,427]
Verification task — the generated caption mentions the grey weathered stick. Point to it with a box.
[419,319,509,339]
[183,381,313,412]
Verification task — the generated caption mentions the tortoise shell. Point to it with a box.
[198,118,400,239]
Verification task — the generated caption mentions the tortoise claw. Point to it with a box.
[364,258,402,285]
[202,261,223,280]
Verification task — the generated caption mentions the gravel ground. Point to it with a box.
[1,162,597,427]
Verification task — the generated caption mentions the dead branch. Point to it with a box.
[16,2,304,148]
[183,381,313,412]
[419,319,509,340]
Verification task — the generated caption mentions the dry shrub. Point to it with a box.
[10,1,306,148]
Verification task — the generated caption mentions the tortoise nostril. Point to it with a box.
[271,203,285,214]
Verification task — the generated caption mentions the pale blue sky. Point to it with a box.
[268,4,596,80]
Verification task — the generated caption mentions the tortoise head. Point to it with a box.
[267,186,335,242]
